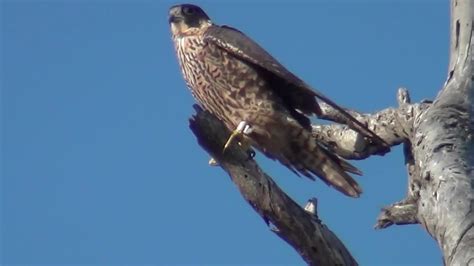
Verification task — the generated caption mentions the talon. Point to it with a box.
[238,140,251,150]
[237,138,254,160]
[223,130,241,151]
[223,121,252,152]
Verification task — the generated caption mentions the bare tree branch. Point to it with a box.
[189,105,358,266]
[312,88,430,160]
[374,199,419,229]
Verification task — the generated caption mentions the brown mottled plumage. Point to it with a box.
[169,4,388,197]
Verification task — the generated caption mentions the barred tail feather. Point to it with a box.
[254,121,363,197]
[297,142,363,197]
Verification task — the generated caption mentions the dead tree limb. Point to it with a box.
[313,88,430,160]
[373,0,474,264]
[189,105,357,266]
[410,1,474,264]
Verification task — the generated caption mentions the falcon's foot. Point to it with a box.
[223,121,253,151]
[210,121,253,166]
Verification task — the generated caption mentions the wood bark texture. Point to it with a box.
[412,1,474,264]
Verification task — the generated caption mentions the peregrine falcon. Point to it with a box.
[169,4,388,197]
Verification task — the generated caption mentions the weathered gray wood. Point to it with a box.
[370,0,474,264]
[374,200,418,229]
[313,88,429,160]
[189,105,357,266]
[411,1,474,264]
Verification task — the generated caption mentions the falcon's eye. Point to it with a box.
[182,6,196,15]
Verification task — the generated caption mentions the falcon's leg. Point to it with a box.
[209,122,254,166]
[223,121,253,151]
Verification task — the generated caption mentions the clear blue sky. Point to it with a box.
[3,1,448,265]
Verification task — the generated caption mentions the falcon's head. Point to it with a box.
[169,4,212,36]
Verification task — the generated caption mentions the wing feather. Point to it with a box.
[204,25,389,148]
